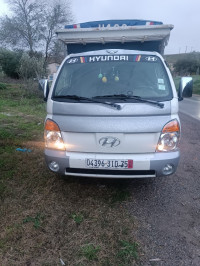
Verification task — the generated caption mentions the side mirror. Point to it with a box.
[38,79,49,101]
[178,77,193,101]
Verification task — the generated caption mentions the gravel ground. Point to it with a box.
[127,113,200,266]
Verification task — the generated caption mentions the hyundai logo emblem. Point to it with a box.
[106,50,118,54]
[67,58,78,64]
[145,56,157,62]
[99,137,120,147]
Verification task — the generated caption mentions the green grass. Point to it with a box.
[117,240,139,263]
[80,244,100,261]
[0,83,45,117]
[23,213,43,229]
[0,83,45,141]
[0,181,7,199]
[111,188,131,204]
[193,75,200,94]
[0,82,45,198]
[71,213,84,225]
[0,80,140,265]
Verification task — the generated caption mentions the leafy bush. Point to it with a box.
[0,49,22,78]
[174,58,200,75]
[0,49,46,80]
[0,83,7,90]
[18,52,46,80]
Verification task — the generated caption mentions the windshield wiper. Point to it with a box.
[94,94,164,108]
[53,95,121,110]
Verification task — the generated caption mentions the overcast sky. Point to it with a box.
[0,0,199,55]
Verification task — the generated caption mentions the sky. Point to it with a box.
[0,0,199,55]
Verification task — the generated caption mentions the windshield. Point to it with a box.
[53,54,172,101]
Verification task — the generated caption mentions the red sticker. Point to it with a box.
[128,160,133,169]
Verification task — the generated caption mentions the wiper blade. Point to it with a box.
[95,94,126,98]
[129,96,164,108]
[95,94,164,108]
[53,95,121,110]
[94,94,128,101]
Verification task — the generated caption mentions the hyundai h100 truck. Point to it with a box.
[41,20,193,178]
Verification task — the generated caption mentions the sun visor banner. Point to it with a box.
[65,20,163,29]
[66,55,160,64]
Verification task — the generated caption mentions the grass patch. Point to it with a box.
[80,244,100,261]
[0,85,45,141]
[193,76,200,94]
[23,213,43,229]
[111,188,131,204]
[71,213,84,225]
[0,181,7,199]
[117,240,139,263]
[0,80,140,265]
[0,128,16,139]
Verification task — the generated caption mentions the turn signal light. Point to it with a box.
[162,120,180,133]
[45,119,60,131]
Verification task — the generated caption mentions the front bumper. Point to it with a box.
[45,149,180,178]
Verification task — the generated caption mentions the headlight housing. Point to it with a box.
[156,119,180,152]
[44,119,65,150]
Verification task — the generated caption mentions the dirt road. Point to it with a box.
[127,113,200,265]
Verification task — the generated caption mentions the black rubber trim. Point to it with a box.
[66,168,155,176]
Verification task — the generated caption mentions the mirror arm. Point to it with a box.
[43,80,49,101]
[178,96,183,101]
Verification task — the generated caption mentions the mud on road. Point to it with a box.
[127,113,200,265]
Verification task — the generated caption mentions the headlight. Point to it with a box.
[44,119,65,150]
[156,120,180,152]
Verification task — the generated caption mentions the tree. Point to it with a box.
[0,0,73,59]
[0,0,43,54]
[48,40,66,63]
[40,0,73,63]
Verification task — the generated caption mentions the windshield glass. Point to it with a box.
[53,54,172,101]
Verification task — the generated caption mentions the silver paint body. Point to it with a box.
[45,49,180,178]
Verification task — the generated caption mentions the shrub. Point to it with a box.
[0,49,22,78]
[0,83,7,90]
[18,52,46,80]
[174,58,200,75]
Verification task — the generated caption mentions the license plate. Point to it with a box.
[85,159,133,169]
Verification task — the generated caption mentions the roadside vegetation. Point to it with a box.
[173,75,200,95]
[165,53,200,95]
[0,82,139,265]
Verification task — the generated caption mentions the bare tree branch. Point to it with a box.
[0,0,73,59]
